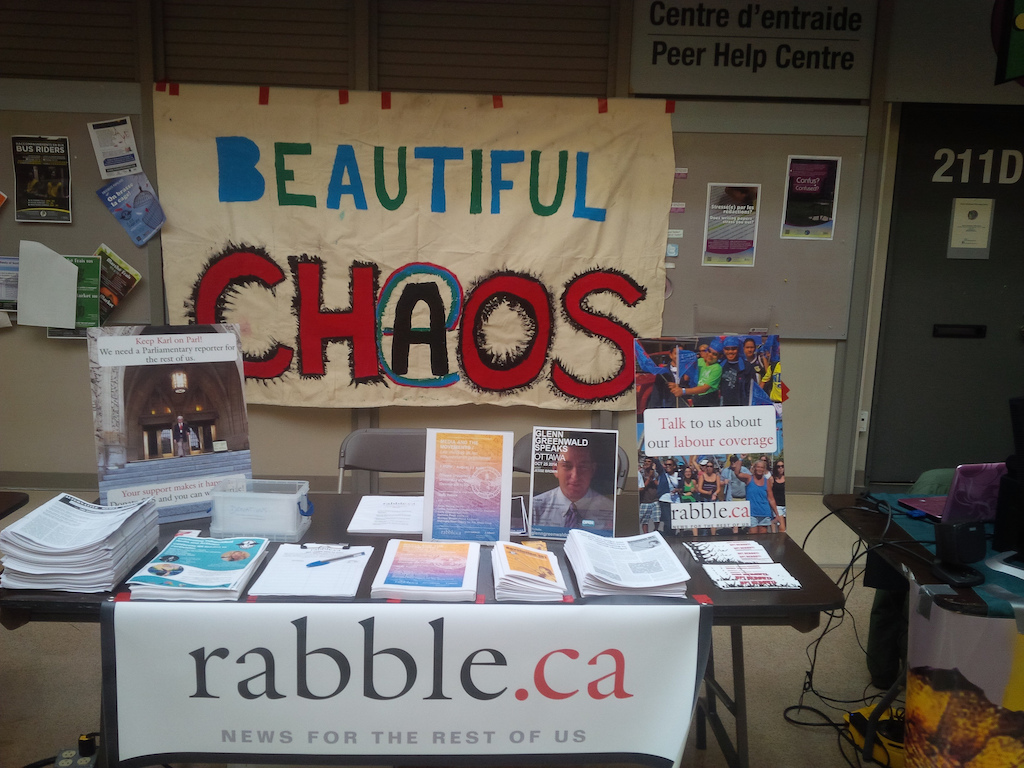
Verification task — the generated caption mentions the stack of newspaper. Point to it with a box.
[491,541,567,601]
[564,529,690,598]
[370,539,480,602]
[0,493,158,593]
[127,535,269,600]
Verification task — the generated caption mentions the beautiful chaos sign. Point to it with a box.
[153,86,674,409]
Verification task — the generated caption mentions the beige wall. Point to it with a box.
[0,325,833,493]
[0,327,96,480]
[778,340,835,487]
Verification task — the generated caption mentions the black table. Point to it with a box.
[1,493,844,768]
[666,526,844,768]
[823,493,991,614]
[0,490,29,520]
[825,493,1024,765]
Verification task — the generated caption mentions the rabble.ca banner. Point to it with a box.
[153,86,674,409]
[106,601,702,766]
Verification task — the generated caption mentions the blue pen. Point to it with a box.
[306,551,366,567]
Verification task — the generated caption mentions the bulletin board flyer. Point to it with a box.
[702,183,760,266]
[12,135,71,223]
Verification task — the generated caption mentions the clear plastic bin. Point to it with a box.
[210,478,312,542]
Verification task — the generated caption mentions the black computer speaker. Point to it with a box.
[1011,397,1024,457]
[935,522,987,565]
[993,471,1024,552]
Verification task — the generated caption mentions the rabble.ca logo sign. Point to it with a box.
[107,601,702,764]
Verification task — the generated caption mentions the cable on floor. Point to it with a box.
[788,503,911,765]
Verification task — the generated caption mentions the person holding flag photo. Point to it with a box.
[634,341,699,408]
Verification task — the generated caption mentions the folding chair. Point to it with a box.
[337,428,427,493]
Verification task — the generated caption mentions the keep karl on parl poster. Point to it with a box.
[88,324,252,523]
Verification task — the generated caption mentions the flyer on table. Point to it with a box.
[423,429,512,542]
[528,427,618,540]
[127,536,269,590]
[87,324,252,523]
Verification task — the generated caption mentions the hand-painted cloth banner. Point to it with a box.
[153,86,674,409]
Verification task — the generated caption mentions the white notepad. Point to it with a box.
[247,544,373,598]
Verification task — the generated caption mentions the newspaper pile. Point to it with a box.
[0,493,158,592]
[564,529,690,598]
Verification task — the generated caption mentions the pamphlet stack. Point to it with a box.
[370,539,480,602]
[684,540,801,590]
[491,541,567,602]
[346,496,424,535]
[126,535,269,600]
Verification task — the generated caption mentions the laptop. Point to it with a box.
[897,462,1007,523]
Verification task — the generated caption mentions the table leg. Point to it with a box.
[731,625,748,768]
[695,645,713,751]
[696,626,748,768]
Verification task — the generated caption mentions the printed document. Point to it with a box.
[347,496,423,534]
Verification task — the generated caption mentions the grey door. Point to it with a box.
[867,103,1024,485]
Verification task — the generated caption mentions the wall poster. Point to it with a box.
[781,156,840,240]
[947,197,994,259]
[702,184,759,266]
[11,135,71,223]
